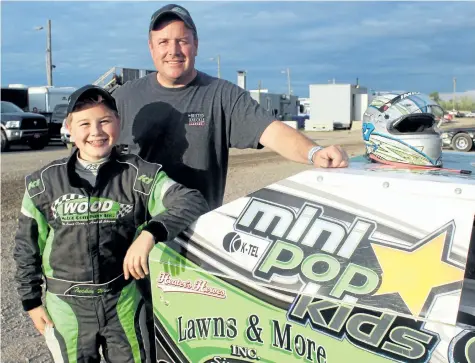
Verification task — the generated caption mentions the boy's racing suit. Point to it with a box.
[13,148,209,363]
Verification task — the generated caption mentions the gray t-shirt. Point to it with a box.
[112,71,274,210]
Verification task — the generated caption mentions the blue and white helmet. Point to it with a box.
[363,92,443,167]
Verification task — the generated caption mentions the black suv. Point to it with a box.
[1,101,49,151]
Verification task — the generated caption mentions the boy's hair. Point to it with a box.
[66,94,119,125]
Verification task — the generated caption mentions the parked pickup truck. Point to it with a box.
[1,101,49,151]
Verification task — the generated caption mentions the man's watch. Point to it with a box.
[307,146,324,165]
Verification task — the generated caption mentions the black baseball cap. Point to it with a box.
[67,85,117,115]
[149,4,197,36]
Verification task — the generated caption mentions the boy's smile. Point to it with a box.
[88,138,109,147]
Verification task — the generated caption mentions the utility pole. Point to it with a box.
[36,20,53,86]
[281,68,291,97]
[46,20,53,86]
[286,68,291,97]
[210,55,221,78]
[452,77,456,111]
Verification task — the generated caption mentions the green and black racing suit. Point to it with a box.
[13,148,209,363]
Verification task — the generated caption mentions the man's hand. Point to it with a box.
[28,306,53,335]
[124,230,155,280]
[313,145,349,168]
[259,121,350,168]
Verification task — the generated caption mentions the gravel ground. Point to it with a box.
[1,120,471,362]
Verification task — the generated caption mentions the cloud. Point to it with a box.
[1,1,474,97]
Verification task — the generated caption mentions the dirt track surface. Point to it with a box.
[1,120,472,362]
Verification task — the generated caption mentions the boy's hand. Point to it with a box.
[27,306,53,335]
[123,230,155,280]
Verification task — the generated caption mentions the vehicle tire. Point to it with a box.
[1,130,9,152]
[451,133,473,152]
[29,138,47,150]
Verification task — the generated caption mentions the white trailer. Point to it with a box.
[27,86,76,141]
[307,84,368,131]
[28,86,76,114]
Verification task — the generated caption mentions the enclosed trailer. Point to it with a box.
[307,84,368,131]
[1,86,29,111]
[28,86,76,115]
[27,86,76,141]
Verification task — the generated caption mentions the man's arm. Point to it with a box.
[259,121,349,168]
[13,191,49,311]
[223,84,348,168]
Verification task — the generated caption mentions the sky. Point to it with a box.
[1,1,474,98]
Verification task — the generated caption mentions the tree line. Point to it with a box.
[429,92,475,112]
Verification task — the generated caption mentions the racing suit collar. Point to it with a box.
[67,146,121,189]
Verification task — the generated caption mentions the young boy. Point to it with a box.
[13,85,209,363]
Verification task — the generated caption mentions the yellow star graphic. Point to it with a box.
[371,224,464,317]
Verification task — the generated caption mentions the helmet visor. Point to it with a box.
[379,92,445,121]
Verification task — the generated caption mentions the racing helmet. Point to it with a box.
[362,91,443,167]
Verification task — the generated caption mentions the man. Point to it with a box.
[112,4,349,361]
[114,4,348,211]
